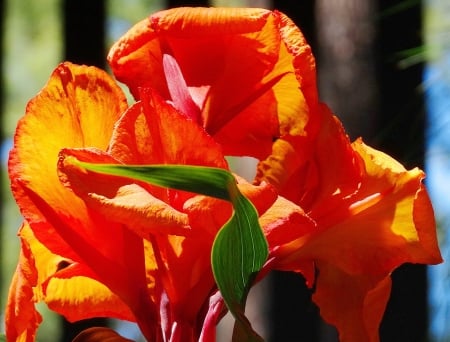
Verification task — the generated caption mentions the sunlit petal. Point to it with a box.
[9,62,127,232]
[44,268,135,323]
[108,8,318,159]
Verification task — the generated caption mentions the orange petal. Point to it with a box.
[56,91,233,325]
[7,62,138,276]
[236,176,278,216]
[312,261,392,342]
[183,195,233,238]
[257,104,360,210]
[109,88,228,170]
[150,233,216,322]
[279,141,441,276]
[88,183,191,237]
[108,8,318,159]
[260,103,441,274]
[7,62,158,338]
[44,267,135,323]
[18,185,157,339]
[9,62,127,232]
[7,223,137,332]
[349,140,442,266]
[262,103,441,272]
[269,140,442,339]
[256,135,319,206]
[59,149,191,238]
[108,8,274,100]
[5,225,42,342]
[109,88,229,208]
[6,223,134,340]
[260,196,316,253]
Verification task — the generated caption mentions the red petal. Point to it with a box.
[312,261,391,342]
[5,225,42,342]
[108,8,318,159]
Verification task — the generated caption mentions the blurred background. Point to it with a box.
[0,0,449,341]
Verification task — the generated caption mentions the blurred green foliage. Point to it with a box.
[1,0,62,338]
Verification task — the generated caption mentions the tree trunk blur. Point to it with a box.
[61,0,108,339]
[316,0,378,140]
[64,0,106,68]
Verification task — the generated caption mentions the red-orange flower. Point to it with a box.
[107,7,442,341]
[6,6,443,342]
[108,7,318,160]
[257,104,443,341]
[5,61,282,341]
[6,62,158,341]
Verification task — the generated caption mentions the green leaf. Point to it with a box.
[76,162,233,201]
[0,334,6,342]
[212,190,268,342]
[73,161,268,340]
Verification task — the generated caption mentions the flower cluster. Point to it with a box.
[5,7,442,342]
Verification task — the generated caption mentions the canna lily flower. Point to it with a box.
[108,7,318,160]
[108,6,442,340]
[5,6,442,342]
[6,60,284,341]
[6,62,159,341]
[256,104,443,341]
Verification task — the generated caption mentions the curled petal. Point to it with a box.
[272,140,442,340]
[9,62,127,233]
[312,261,392,342]
[349,140,442,266]
[59,148,191,238]
[259,102,442,274]
[108,8,318,159]
[87,184,191,237]
[256,136,319,207]
[278,140,441,276]
[199,291,226,342]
